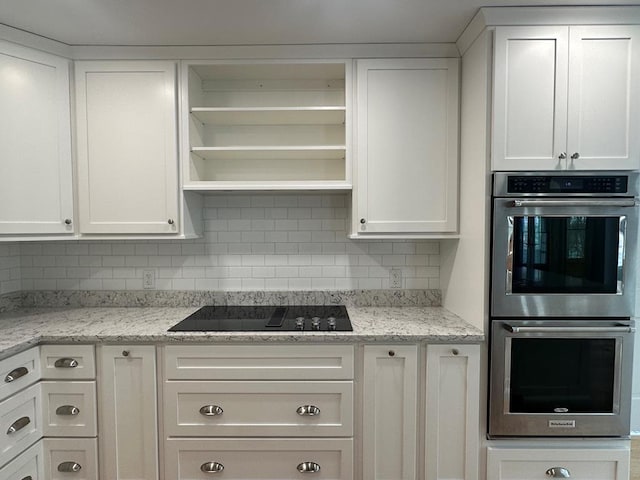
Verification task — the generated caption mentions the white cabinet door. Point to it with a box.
[354,59,459,235]
[492,26,569,171]
[0,40,74,235]
[363,345,418,480]
[567,26,640,170]
[98,346,158,480]
[425,345,480,480]
[75,61,179,234]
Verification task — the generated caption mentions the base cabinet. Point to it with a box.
[487,445,630,480]
[43,438,98,480]
[0,441,44,480]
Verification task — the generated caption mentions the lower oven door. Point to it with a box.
[488,319,634,437]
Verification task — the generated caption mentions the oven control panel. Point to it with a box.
[507,175,628,194]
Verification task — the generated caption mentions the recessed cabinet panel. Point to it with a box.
[0,347,40,403]
[0,41,74,236]
[0,383,42,469]
[43,437,98,480]
[39,345,95,380]
[41,381,97,437]
[75,61,179,234]
[0,440,44,480]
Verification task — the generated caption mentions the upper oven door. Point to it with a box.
[491,198,638,317]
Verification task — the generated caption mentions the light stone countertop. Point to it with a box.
[0,306,484,361]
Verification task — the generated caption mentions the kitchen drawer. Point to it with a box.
[40,346,95,380]
[163,344,354,380]
[41,381,96,437]
[43,437,97,480]
[487,446,630,480]
[164,381,353,437]
[0,348,40,403]
[0,383,41,469]
[0,440,44,480]
[165,438,353,480]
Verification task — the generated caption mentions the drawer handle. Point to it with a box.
[297,462,321,473]
[7,416,30,434]
[200,405,223,416]
[297,405,321,416]
[200,462,224,474]
[58,462,82,473]
[56,405,80,416]
[21,476,33,480]
[546,467,571,478]
[54,358,78,368]
[4,366,28,383]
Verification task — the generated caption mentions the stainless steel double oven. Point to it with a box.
[488,172,638,437]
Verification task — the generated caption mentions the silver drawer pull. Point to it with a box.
[56,405,80,416]
[58,462,82,473]
[200,405,223,416]
[297,405,321,416]
[297,462,321,473]
[54,358,78,368]
[7,416,30,434]
[546,467,571,478]
[21,476,33,480]
[200,462,224,474]
[4,366,28,383]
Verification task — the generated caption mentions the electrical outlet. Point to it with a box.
[142,269,156,290]
[390,269,402,289]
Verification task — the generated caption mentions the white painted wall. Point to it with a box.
[0,243,20,294]
[18,193,440,291]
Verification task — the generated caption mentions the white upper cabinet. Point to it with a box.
[182,60,351,191]
[75,61,179,234]
[353,58,459,236]
[493,25,640,171]
[0,41,74,236]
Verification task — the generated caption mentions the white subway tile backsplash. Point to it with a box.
[7,194,440,293]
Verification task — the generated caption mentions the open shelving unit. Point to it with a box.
[181,61,351,190]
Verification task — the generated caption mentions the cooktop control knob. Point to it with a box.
[327,317,336,331]
[311,317,321,330]
[295,317,305,330]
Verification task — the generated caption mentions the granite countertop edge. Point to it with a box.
[0,306,485,361]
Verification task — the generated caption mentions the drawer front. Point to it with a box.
[164,345,354,380]
[0,383,41,469]
[43,438,97,480]
[165,438,353,480]
[0,440,44,480]
[0,348,40,403]
[41,381,97,437]
[40,346,95,380]
[487,446,630,480]
[165,381,353,437]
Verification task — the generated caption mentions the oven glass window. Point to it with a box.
[508,216,624,294]
[509,338,616,413]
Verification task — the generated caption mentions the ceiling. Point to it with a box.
[0,1,639,46]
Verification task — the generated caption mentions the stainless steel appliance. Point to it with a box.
[168,305,353,332]
[489,318,634,437]
[491,172,639,318]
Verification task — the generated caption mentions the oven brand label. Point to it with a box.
[548,420,576,428]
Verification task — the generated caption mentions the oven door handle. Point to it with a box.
[509,199,637,208]
[505,325,635,334]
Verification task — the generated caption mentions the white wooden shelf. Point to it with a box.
[190,146,346,160]
[183,180,352,191]
[190,106,346,125]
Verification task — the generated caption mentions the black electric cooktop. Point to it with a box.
[168,305,352,332]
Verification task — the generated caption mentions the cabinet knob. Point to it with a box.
[54,358,78,368]
[64,218,72,225]
[360,218,366,224]
[122,350,130,357]
[388,350,395,357]
[297,462,321,473]
[168,219,175,225]
[7,416,30,434]
[4,366,28,383]
[570,152,580,160]
[558,152,567,160]
[199,405,223,416]
[546,467,571,478]
[56,405,80,416]
[451,348,459,356]
[57,462,82,473]
[200,462,224,473]
[297,405,321,416]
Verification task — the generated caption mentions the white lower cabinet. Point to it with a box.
[487,445,630,480]
[165,438,353,480]
[0,383,42,469]
[40,381,97,437]
[0,440,44,480]
[425,344,480,480]
[98,345,158,480]
[363,344,419,480]
[43,438,98,480]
